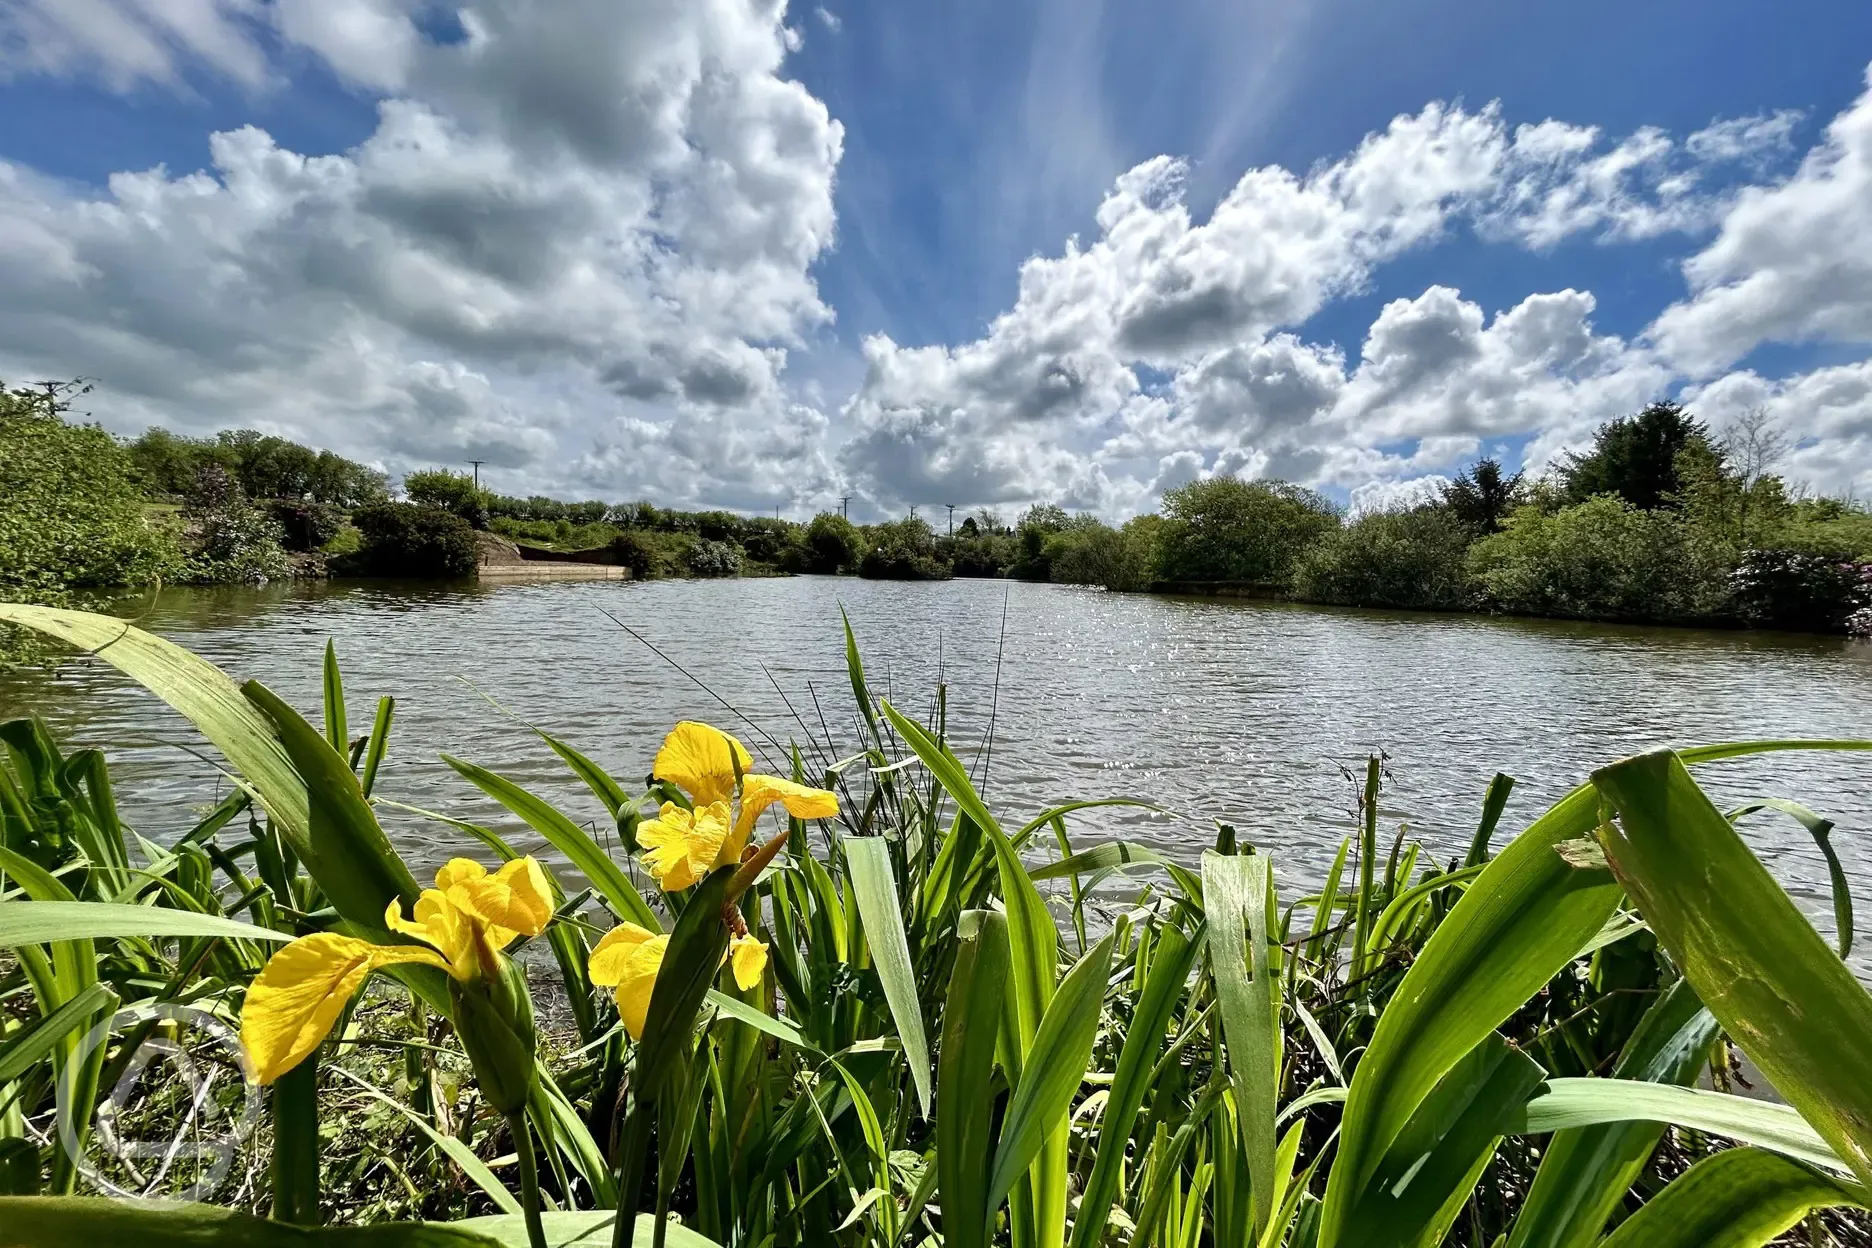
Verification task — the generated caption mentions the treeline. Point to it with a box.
[1027,403,1872,635]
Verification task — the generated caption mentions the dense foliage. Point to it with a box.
[2,608,1870,1248]
[404,469,492,530]
[1292,507,1475,610]
[340,502,479,578]
[126,426,388,507]
[1156,477,1341,585]
[178,466,292,586]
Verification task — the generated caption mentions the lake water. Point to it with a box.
[5,576,1871,955]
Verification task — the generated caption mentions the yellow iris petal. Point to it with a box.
[638,801,730,891]
[240,932,447,1084]
[385,891,478,978]
[727,774,840,863]
[450,856,554,938]
[589,922,669,1040]
[653,721,752,808]
[434,858,488,892]
[729,934,769,992]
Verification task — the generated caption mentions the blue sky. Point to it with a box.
[2,0,1871,517]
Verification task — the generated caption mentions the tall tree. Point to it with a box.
[1561,401,1712,510]
[1441,458,1524,533]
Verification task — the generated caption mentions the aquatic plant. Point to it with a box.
[1,601,1870,1247]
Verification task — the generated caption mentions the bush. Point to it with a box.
[1729,549,1872,633]
[1468,495,1730,622]
[404,469,491,530]
[1046,516,1161,591]
[267,501,346,553]
[1156,476,1340,584]
[179,467,291,585]
[341,502,478,578]
[1,393,182,661]
[1292,507,1476,610]
[687,539,745,577]
[860,517,951,580]
[804,513,861,574]
[1009,504,1071,580]
[609,529,697,579]
[941,530,1018,578]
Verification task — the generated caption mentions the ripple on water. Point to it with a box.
[3,576,1870,968]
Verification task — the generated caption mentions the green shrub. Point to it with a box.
[1046,516,1161,591]
[266,501,346,553]
[1,394,182,661]
[1292,507,1476,610]
[1468,495,1731,622]
[687,538,745,577]
[804,512,861,574]
[404,469,491,530]
[341,502,478,578]
[860,517,951,580]
[940,530,1017,577]
[609,529,697,579]
[1729,549,1872,633]
[1009,503,1071,580]
[178,467,291,585]
[1156,476,1340,584]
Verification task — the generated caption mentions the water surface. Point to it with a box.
[5,577,1869,953]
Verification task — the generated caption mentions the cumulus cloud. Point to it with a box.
[0,0,844,507]
[4,14,1871,518]
[1649,67,1872,376]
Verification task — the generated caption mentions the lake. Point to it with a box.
[5,576,1871,957]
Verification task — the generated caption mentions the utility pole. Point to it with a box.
[467,460,485,489]
[839,495,852,519]
[909,505,918,521]
[774,504,781,521]
[945,503,955,537]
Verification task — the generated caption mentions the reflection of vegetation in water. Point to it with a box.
[3,603,1872,1247]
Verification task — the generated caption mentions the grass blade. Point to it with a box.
[0,900,294,947]
[845,837,933,1117]
[938,910,1012,1248]
[1204,851,1279,1236]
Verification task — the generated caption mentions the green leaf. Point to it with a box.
[441,755,659,932]
[1338,1035,1548,1248]
[1465,772,1515,867]
[984,931,1116,1232]
[322,639,348,756]
[1515,1079,1846,1174]
[938,910,1012,1248]
[0,900,293,948]
[1506,977,1719,1248]
[1728,798,1852,957]
[1594,749,1872,1190]
[244,681,423,930]
[1204,851,1279,1237]
[0,606,311,846]
[536,732,632,822]
[0,1197,500,1247]
[0,983,117,1082]
[844,837,933,1117]
[703,989,819,1052]
[1597,1148,1864,1248]
[458,1211,723,1248]
[1070,921,1201,1248]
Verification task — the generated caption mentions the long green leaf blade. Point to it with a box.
[1597,1148,1863,1248]
[938,910,1012,1248]
[1594,748,1872,1188]
[845,837,933,1116]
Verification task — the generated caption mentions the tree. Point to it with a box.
[1441,458,1524,534]
[804,512,861,574]
[1722,408,1790,546]
[404,469,491,529]
[1155,476,1340,585]
[1561,401,1712,510]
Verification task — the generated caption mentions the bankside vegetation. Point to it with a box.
[3,603,1872,1247]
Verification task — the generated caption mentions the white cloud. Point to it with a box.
[814,7,841,33]
[1649,67,1872,376]
[0,0,846,506]
[0,0,270,91]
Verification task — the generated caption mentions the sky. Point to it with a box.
[3,1,1872,520]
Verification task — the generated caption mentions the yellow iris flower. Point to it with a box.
[240,857,553,1085]
[587,922,770,1040]
[636,721,839,892]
